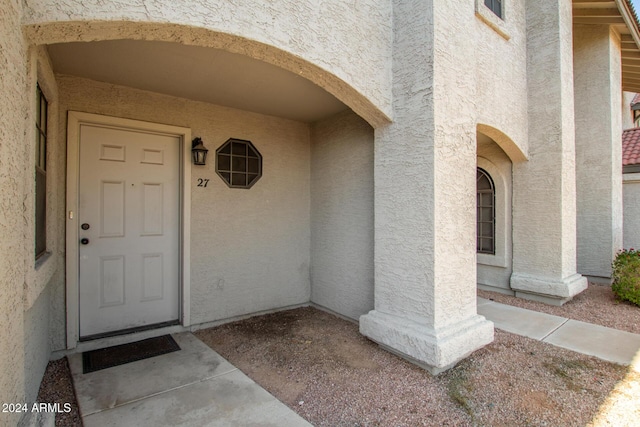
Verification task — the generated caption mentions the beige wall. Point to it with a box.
[21,0,393,127]
[574,25,623,280]
[624,174,640,250]
[361,0,494,373]
[510,0,587,304]
[474,0,528,160]
[623,91,636,130]
[310,110,374,320]
[57,75,312,328]
[0,0,27,419]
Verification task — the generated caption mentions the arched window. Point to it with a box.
[477,168,495,254]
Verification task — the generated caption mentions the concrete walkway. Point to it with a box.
[68,333,312,427]
[478,297,640,365]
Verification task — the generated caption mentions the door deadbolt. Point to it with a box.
[81,223,90,230]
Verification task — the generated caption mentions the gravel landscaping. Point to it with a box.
[37,283,639,426]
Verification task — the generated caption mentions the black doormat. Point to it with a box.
[82,335,180,374]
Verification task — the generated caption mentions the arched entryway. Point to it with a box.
[24,20,388,349]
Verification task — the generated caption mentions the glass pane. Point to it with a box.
[481,222,493,237]
[232,173,246,187]
[248,145,258,158]
[248,158,259,174]
[36,95,41,124]
[232,156,246,172]
[477,174,491,191]
[35,169,46,257]
[40,134,47,170]
[220,172,231,185]
[219,143,232,155]
[218,154,231,171]
[232,141,247,155]
[481,207,492,221]
[41,99,48,133]
[247,174,259,186]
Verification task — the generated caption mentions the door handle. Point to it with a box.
[80,238,90,245]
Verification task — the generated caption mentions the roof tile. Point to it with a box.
[623,127,640,166]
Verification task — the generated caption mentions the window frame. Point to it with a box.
[35,83,48,259]
[215,138,263,189]
[476,167,496,255]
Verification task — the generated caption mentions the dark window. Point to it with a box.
[477,168,495,255]
[484,0,502,18]
[35,84,48,259]
[216,138,262,188]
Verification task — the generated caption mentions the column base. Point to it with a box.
[359,310,494,375]
[510,273,588,306]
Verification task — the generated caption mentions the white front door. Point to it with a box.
[78,124,180,338]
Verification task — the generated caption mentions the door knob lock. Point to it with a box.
[80,238,89,245]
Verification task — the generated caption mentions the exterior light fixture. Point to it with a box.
[191,137,209,165]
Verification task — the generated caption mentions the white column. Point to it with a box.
[574,24,623,281]
[510,0,587,304]
[360,0,493,374]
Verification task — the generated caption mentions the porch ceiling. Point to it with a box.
[573,0,640,93]
[47,39,348,123]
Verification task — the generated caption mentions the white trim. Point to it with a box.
[66,112,191,349]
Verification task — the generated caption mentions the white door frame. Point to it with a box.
[66,111,192,349]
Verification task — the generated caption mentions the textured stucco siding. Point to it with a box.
[511,0,587,301]
[477,135,513,292]
[623,91,636,130]
[57,75,311,326]
[22,0,392,127]
[362,0,493,372]
[624,175,640,250]
[0,0,27,420]
[574,25,623,280]
[310,110,374,320]
[23,285,51,404]
[474,0,528,159]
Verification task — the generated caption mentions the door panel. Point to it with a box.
[79,124,180,338]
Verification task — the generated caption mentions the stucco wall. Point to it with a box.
[574,25,623,280]
[0,0,27,421]
[511,0,587,302]
[477,134,513,293]
[57,75,311,328]
[310,110,374,320]
[624,174,640,249]
[474,0,528,160]
[23,285,51,404]
[361,0,493,372]
[22,0,392,127]
[623,91,636,130]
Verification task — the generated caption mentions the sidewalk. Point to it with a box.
[68,333,312,427]
[478,297,640,366]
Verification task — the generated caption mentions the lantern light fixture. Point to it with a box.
[191,137,209,166]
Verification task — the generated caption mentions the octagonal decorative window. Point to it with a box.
[215,138,262,188]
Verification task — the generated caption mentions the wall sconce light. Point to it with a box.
[191,137,209,166]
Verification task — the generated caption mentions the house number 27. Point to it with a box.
[197,178,210,188]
